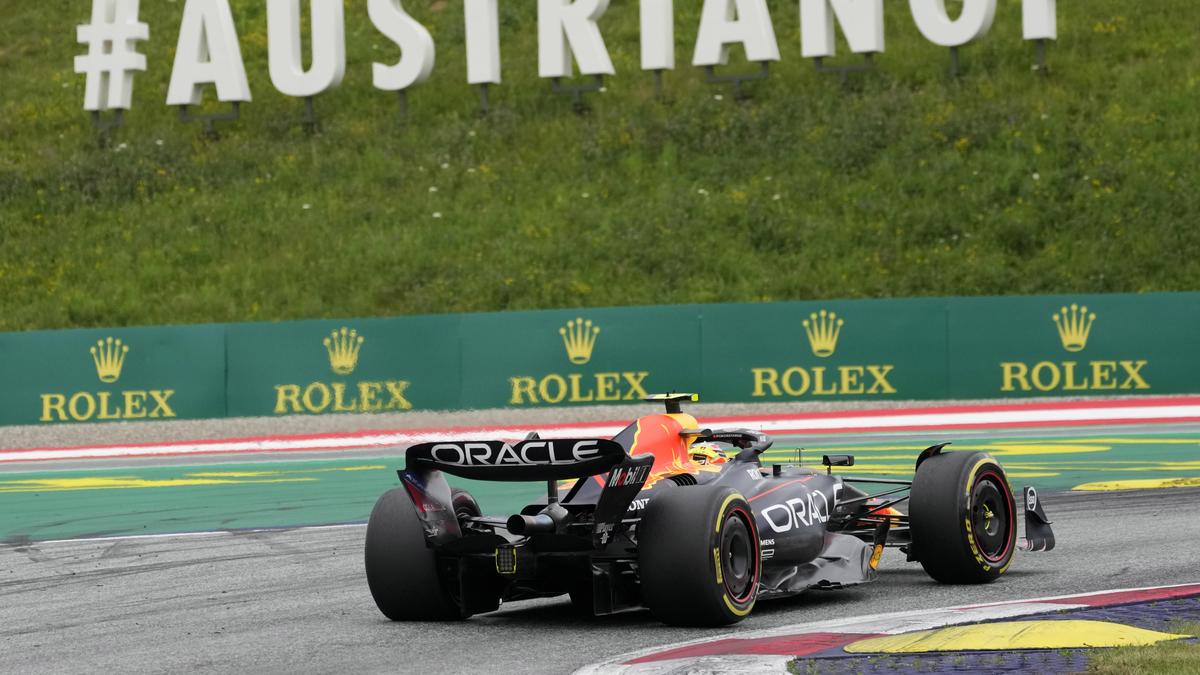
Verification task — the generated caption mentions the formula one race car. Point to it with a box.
[365,394,1055,626]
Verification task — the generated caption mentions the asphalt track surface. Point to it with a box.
[3,487,1198,674]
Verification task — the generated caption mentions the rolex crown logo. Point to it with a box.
[324,327,364,375]
[1052,304,1096,352]
[802,310,844,358]
[560,318,600,365]
[90,337,130,383]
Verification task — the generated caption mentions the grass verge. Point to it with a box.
[1,1,1197,330]
[1087,621,1200,674]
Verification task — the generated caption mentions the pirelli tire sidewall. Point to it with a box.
[910,451,1017,584]
[637,486,761,626]
[450,487,482,524]
[364,487,465,621]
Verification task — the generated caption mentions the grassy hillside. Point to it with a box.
[0,1,1196,331]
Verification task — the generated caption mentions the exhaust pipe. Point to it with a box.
[507,502,568,535]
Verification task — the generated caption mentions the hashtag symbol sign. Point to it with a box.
[74,0,149,112]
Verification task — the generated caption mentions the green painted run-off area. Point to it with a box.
[2,427,1199,542]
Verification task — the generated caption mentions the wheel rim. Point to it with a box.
[719,509,757,603]
[456,503,489,535]
[970,472,1013,563]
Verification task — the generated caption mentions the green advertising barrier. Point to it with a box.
[5,292,1200,426]
[701,299,948,403]
[948,293,1200,399]
[0,325,226,425]
[459,307,703,409]
[226,316,462,417]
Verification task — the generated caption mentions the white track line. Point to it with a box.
[5,401,1200,464]
[784,404,1200,429]
[25,522,368,547]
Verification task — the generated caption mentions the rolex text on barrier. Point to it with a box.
[458,307,702,408]
[224,316,461,417]
[701,298,948,402]
[75,0,1060,116]
[0,325,225,425]
[5,292,1200,425]
[946,294,1196,399]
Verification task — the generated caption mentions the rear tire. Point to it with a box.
[638,487,760,626]
[451,487,482,525]
[910,451,1017,584]
[364,488,464,620]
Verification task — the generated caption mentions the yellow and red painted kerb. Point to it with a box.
[580,583,1200,674]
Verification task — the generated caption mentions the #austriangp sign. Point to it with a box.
[701,299,948,402]
[73,0,1060,119]
[0,325,225,425]
[458,307,702,408]
[224,315,461,417]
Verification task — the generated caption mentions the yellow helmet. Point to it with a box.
[689,442,729,466]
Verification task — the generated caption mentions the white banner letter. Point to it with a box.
[167,0,251,105]
[369,0,435,91]
[267,0,346,98]
[640,0,674,71]
[75,0,149,111]
[1023,0,1056,41]
[537,0,616,78]
[800,0,884,59]
[692,0,780,67]
[908,0,996,48]
[465,0,502,84]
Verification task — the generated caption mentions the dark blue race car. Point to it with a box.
[364,394,1055,626]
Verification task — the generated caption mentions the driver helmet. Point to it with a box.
[690,442,729,465]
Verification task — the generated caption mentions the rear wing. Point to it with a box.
[405,438,626,482]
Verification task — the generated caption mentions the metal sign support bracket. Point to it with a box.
[302,96,319,134]
[89,110,124,148]
[1033,39,1051,75]
[177,101,241,139]
[477,84,491,115]
[704,62,770,99]
[814,53,876,84]
[552,75,604,113]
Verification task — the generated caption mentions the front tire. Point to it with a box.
[638,487,761,626]
[364,488,464,620]
[910,451,1017,584]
